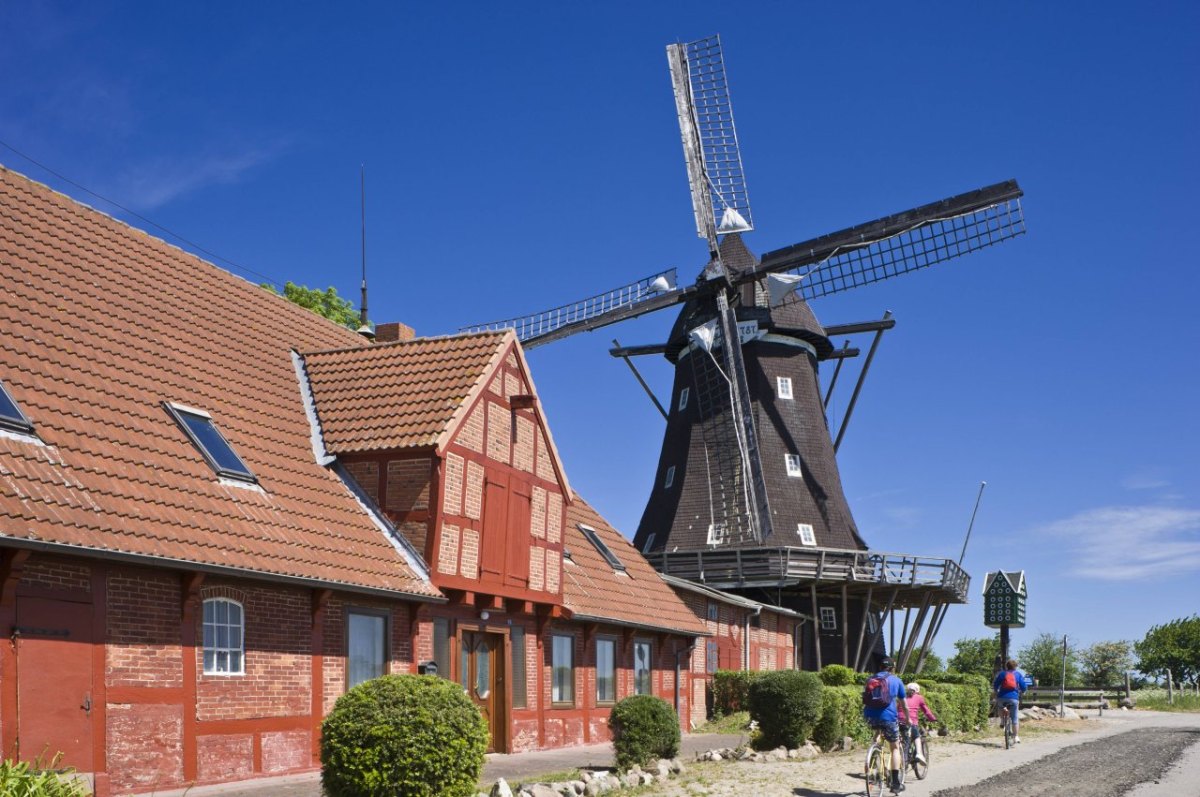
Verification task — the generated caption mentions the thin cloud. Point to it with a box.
[1121,469,1171,491]
[1036,506,1200,581]
[117,146,282,210]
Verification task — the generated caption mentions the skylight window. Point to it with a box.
[0,379,34,435]
[165,402,257,483]
[578,524,626,572]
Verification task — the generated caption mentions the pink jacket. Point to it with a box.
[904,693,938,726]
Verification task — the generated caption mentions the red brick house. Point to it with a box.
[0,165,709,794]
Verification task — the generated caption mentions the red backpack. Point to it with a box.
[863,674,893,709]
[1001,670,1018,691]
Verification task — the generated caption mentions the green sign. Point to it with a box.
[983,571,1027,628]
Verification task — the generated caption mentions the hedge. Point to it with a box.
[609,695,681,770]
[748,670,824,749]
[711,670,767,717]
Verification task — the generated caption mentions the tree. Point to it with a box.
[909,646,945,674]
[261,281,363,330]
[947,635,1000,677]
[1135,616,1200,687]
[1079,641,1133,688]
[1018,633,1079,687]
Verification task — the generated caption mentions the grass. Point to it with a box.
[1132,689,1200,712]
[694,711,752,735]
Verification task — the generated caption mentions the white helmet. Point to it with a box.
[906,682,921,694]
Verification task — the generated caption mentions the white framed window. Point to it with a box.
[707,523,728,546]
[867,613,878,634]
[776,376,793,400]
[552,634,574,704]
[347,609,388,688]
[819,606,837,632]
[202,598,245,675]
[663,465,675,489]
[596,637,616,704]
[796,523,816,546]
[678,387,690,411]
[785,454,802,478]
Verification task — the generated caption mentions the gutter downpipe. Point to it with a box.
[744,605,763,672]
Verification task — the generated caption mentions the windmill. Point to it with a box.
[464,34,1025,564]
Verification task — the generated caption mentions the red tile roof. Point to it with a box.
[0,165,439,598]
[562,498,708,636]
[302,332,510,454]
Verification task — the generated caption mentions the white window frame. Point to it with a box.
[641,533,656,554]
[551,633,575,705]
[819,606,837,632]
[678,387,690,411]
[663,465,675,489]
[633,639,653,695]
[796,523,816,546]
[776,376,793,400]
[707,523,728,546]
[785,454,803,478]
[202,598,245,676]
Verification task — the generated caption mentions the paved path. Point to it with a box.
[148,732,750,797]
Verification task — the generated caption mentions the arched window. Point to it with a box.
[202,598,245,675]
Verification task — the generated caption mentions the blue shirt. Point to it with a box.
[863,673,907,723]
[993,668,1028,700]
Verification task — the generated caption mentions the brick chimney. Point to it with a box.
[374,321,416,343]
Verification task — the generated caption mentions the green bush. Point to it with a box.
[711,669,767,717]
[748,670,824,749]
[818,664,857,686]
[321,674,488,797]
[608,695,681,770]
[812,685,871,750]
[0,755,89,797]
[918,677,989,733]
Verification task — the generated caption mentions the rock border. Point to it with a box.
[483,758,685,797]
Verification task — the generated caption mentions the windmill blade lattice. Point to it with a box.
[753,181,1025,303]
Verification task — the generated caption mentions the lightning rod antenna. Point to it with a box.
[359,164,370,332]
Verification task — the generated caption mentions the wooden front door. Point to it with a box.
[460,631,506,752]
[15,596,94,770]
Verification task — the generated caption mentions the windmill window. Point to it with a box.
[678,387,690,411]
[0,378,34,435]
[165,403,256,483]
[796,523,816,546]
[202,598,245,675]
[663,465,675,489]
[777,376,793,400]
[867,613,878,634]
[642,533,656,554]
[579,524,626,572]
[785,454,802,478]
[707,523,727,546]
[819,606,837,632]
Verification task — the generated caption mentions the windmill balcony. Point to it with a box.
[646,546,970,607]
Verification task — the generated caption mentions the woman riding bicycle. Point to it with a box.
[901,682,939,764]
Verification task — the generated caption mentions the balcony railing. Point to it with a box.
[646,546,970,604]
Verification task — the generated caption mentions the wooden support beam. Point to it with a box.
[810,584,822,670]
[841,585,849,666]
[852,587,873,671]
[913,603,946,674]
[897,594,932,673]
[856,587,898,672]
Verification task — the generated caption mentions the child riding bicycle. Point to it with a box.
[900,682,939,763]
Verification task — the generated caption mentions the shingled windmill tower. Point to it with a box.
[465,35,1026,671]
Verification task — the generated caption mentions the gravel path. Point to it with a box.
[638,711,1200,797]
[932,726,1200,797]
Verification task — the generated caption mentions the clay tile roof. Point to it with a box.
[562,498,708,637]
[302,331,509,455]
[0,165,439,599]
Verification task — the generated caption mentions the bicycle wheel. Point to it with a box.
[911,735,929,780]
[1003,714,1012,749]
[865,746,886,797]
[897,736,908,786]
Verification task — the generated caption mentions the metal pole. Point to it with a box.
[1060,635,1068,716]
[613,339,668,420]
[360,164,369,329]
[822,340,851,409]
[958,481,987,565]
[834,311,892,452]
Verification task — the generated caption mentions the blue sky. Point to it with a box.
[3,1,1197,663]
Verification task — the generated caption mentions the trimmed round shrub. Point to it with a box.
[321,674,488,797]
[608,695,681,770]
[748,670,824,749]
[818,664,857,686]
[812,685,871,750]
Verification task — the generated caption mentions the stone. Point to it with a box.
[491,778,514,797]
[654,760,671,779]
[842,736,855,752]
[1060,706,1081,720]
[796,742,820,760]
[622,773,641,789]
[670,758,684,775]
[527,784,560,797]
[708,752,723,762]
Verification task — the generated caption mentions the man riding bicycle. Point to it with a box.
[862,656,909,793]
[902,682,939,763]
[993,658,1028,743]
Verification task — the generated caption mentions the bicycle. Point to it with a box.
[864,728,889,797]
[1000,703,1014,749]
[901,722,930,780]
[865,726,906,796]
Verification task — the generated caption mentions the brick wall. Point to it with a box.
[107,570,183,688]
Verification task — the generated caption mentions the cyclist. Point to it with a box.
[901,682,939,764]
[863,656,909,793]
[993,658,1028,743]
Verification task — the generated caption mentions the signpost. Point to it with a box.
[983,571,1027,670]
